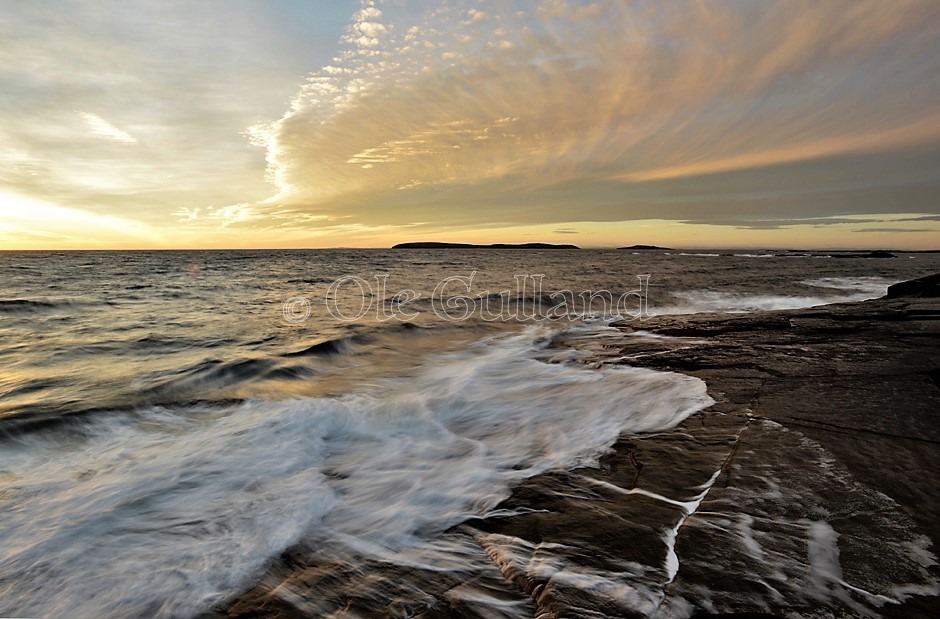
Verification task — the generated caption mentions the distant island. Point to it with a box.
[829,250,897,259]
[392,242,580,249]
[618,244,673,250]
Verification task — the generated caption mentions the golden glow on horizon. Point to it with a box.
[0,191,160,249]
[356,218,940,252]
[4,212,936,251]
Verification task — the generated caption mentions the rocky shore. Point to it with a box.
[212,274,939,619]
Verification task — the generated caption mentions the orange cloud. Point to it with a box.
[251,0,940,230]
[620,115,940,182]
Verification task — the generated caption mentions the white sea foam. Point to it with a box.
[653,276,896,316]
[654,290,841,315]
[0,326,712,618]
[801,276,894,297]
[807,520,900,611]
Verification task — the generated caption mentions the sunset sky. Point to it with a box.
[2,0,939,249]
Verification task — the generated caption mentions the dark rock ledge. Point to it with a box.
[209,273,940,619]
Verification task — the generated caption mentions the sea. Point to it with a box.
[1,248,938,617]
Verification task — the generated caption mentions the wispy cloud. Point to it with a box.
[0,0,350,247]
[79,112,137,144]
[854,227,936,233]
[173,203,256,227]
[250,0,940,231]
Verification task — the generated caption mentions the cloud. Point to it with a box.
[173,203,256,227]
[12,0,936,248]
[897,214,940,222]
[248,0,940,232]
[463,9,490,25]
[619,116,940,183]
[853,227,937,233]
[0,0,349,243]
[79,112,137,143]
[681,217,889,230]
[343,4,391,49]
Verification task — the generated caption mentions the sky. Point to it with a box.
[2,0,939,250]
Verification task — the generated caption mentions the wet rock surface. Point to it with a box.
[885,272,940,299]
[211,280,939,618]
[596,289,939,617]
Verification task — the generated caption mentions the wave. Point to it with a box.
[0,299,57,312]
[653,291,840,315]
[0,298,114,314]
[652,279,895,316]
[0,326,712,618]
[801,276,894,297]
[283,335,356,357]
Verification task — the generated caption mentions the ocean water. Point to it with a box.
[1,249,938,617]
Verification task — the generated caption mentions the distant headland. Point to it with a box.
[391,242,580,249]
[617,244,673,250]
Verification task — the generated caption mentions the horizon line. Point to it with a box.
[1,246,937,253]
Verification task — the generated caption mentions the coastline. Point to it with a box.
[213,274,939,618]
[603,274,940,617]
